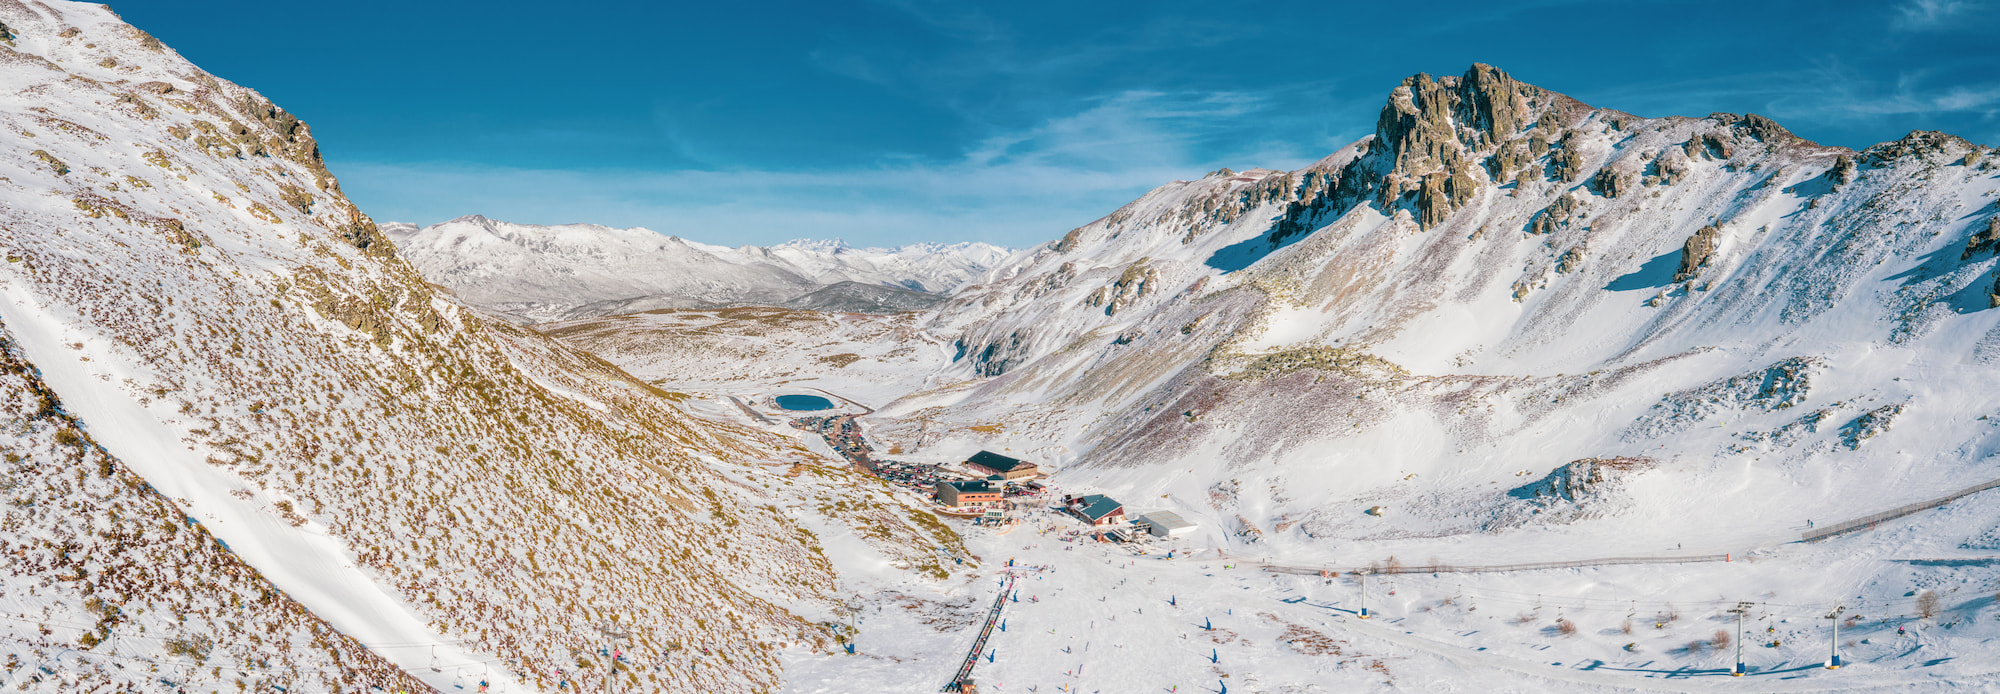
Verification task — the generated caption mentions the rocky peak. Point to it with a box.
[1374,63,1541,176]
[1331,64,1569,230]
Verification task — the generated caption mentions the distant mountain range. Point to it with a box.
[384,215,1013,322]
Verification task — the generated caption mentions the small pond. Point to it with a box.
[775,394,835,411]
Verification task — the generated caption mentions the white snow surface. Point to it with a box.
[573,68,2000,691]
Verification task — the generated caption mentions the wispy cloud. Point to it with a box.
[335,89,1330,248]
[1844,82,2000,115]
[1891,0,1980,30]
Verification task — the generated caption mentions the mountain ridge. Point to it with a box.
[820,63,1995,548]
[386,215,1014,322]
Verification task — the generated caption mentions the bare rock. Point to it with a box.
[1830,154,1857,187]
[1592,165,1630,198]
[1838,403,1905,450]
[1551,137,1586,182]
[1864,130,1970,166]
[1530,194,1582,235]
[1556,245,1586,274]
[1626,356,1824,440]
[1674,225,1720,282]
[1493,457,1654,528]
[1962,217,2000,260]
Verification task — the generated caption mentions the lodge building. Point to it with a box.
[966,451,1040,481]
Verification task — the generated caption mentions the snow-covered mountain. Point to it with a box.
[0,4,961,692]
[547,64,2000,689]
[15,0,2000,684]
[385,216,1012,322]
[896,63,2000,556]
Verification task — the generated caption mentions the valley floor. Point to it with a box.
[770,435,2000,694]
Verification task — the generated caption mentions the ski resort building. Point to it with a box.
[1137,511,1197,538]
[1065,494,1126,526]
[965,451,1041,481]
[936,479,1003,508]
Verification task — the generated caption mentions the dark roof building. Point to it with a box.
[1066,494,1126,526]
[967,451,1040,480]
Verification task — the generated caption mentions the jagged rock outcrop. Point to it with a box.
[1624,357,1824,441]
[1963,216,2000,259]
[1839,402,1905,450]
[1592,164,1630,198]
[1321,64,1579,231]
[1492,457,1655,528]
[1511,457,1654,504]
[1830,153,1857,186]
[1085,259,1162,316]
[1675,224,1720,281]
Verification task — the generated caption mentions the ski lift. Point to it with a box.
[430,646,442,673]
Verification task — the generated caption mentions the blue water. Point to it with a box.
[776,394,835,411]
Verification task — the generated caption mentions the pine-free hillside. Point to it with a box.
[0,3,960,692]
[386,215,1013,323]
[0,329,431,693]
[876,63,2000,559]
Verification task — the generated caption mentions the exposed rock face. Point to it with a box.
[1493,456,1654,528]
[1551,138,1586,182]
[1839,402,1905,450]
[1626,357,1823,440]
[1592,165,1630,198]
[1511,457,1653,504]
[1830,154,1857,186]
[1864,130,1971,165]
[1085,259,1162,316]
[1556,245,1586,274]
[1530,193,1581,235]
[1675,224,1720,282]
[1963,216,2000,260]
[1334,63,1561,230]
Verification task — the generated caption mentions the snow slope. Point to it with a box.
[903,65,2000,564]
[0,317,431,693]
[0,4,967,692]
[386,216,1012,322]
[769,65,2000,690]
[445,65,2000,690]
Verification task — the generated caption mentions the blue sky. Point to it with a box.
[120,0,2000,248]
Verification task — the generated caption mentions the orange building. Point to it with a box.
[936,479,1003,508]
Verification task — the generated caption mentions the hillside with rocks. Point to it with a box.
[0,3,962,692]
[10,0,2000,687]
[891,63,2000,553]
[545,63,2000,690]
